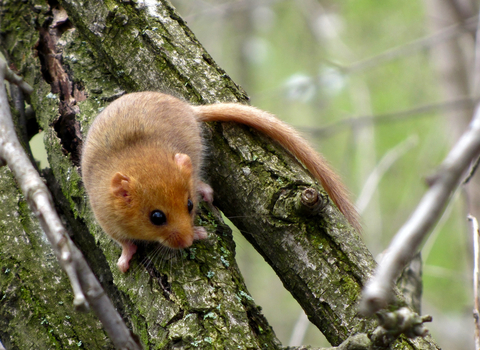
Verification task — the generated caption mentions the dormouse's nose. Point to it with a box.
[163,227,194,249]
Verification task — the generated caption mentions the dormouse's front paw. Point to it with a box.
[117,240,138,273]
[193,226,208,240]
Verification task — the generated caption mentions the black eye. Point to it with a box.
[150,210,167,226]
[187,199,193,213]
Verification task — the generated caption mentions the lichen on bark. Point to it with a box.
[0,167,113,349]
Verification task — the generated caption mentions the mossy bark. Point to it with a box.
[0,0,439,349]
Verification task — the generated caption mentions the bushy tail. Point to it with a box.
[195,103,361,232]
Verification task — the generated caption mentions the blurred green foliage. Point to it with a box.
[30,132,49,170]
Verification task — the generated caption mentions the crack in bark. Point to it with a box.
[37,1,84,166]
[244,303,272,337]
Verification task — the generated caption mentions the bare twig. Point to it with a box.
[473,13,480,99]
[346,15,478,74]
[421,187,461,263]
[286,308,432,350]
[181,0,283,21]
[463,156,480,184]
[469,214,480,350]
[0,60,142,349]
[305,97,473,137]
[290,307,432,350]
[356,135,418,215]
[3,64,33,95]
[360,102,480,316]
[288,311,310,347]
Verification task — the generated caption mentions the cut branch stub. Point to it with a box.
[298,187,328,215]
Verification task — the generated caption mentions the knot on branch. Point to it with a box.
[371,307,432,347]
[26,182,53,209]
[296,187,327,215]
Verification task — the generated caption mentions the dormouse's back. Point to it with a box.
[81,92,204,189]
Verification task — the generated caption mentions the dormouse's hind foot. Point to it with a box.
[198,181,214,203]
[117,240,138,273]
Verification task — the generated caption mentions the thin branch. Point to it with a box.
[288,311,310,347]
[345,15,478,74]
[0,59,142,350]
[463,155,480,184]
[360,102,480,316]
[470,214,480,350]
[474,13,480,98]
[289,307,432,350]
[305,97,474,138]
[2,62,34,95]
[182,0,283,21]
[356,135,418,215]
[421,187,461,263]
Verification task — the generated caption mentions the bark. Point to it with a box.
[0,167,114,349]
[0,0,439,349]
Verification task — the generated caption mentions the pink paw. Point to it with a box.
[198,181,214,203]
[116,241,138,273]
[193,226,208,240]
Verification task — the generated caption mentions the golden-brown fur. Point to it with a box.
[82,93,204,253]
[82,92,360,272]
[195,103,361,232]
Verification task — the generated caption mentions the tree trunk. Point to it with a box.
[0,0,439,348]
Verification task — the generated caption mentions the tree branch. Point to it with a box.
[356,135,418,215]
[3,63,33,95]
[470,214,480,350]
[361,102,480,315]
[346,15,478,74]
[306,97,474,138]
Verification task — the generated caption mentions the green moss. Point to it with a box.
[43,128,85,216]
[0,168,113,348]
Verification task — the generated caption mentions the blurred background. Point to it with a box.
[167,0,478,348]
[27,0,478,348]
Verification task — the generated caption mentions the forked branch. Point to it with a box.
[361,102,480,315]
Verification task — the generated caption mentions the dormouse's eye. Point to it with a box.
[150,210,167,226]
[187,199,194,213]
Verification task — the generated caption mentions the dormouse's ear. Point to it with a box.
[111,172,131,201]
[174,153,192,173]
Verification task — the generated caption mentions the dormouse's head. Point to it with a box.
[109,153,198,249]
